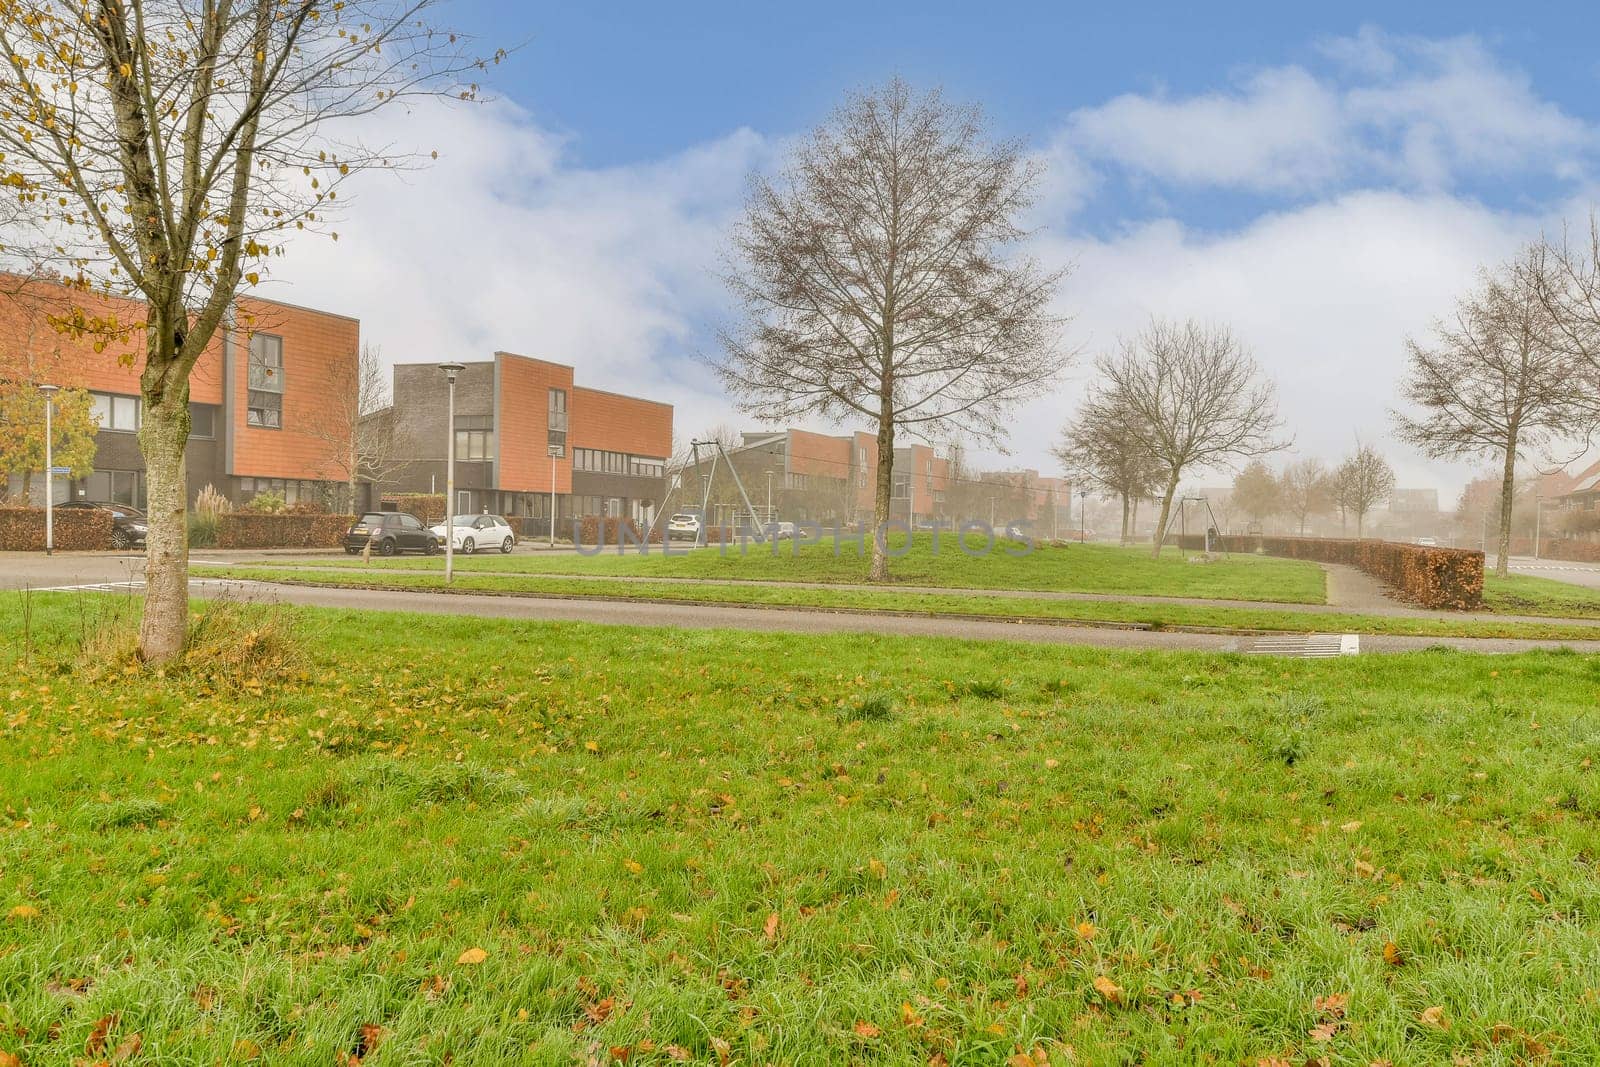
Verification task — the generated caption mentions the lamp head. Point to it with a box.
[437,361,465,383]
[37,383,59,398]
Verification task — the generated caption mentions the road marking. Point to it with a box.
[1244,633,1359,658]
[28,578,258,593]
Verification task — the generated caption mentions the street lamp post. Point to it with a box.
[1077,488,1089,544]
[548,443,562,548]
[765,470,774,524]
[438,362,464,584]
[38,384,58,555]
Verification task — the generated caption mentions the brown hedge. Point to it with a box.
[1508,537,1600,564]
[382,494,446,525]
[217,513,352,549]
[575,515,664,545]
[0,506,112,551]
[1178,534,1484,610]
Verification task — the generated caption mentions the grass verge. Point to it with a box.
[1482,573,1600,619]
[292,535,1329,604]
[194,564,1600,641]
[1,593,1598,1061]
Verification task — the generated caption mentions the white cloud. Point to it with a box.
[1009,191,1549,495]
[261,97,772,442]
[256,32,1596,506]
[1069,67,1348,192]
[1065,28,1594,194]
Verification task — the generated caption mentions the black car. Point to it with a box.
[344,512,439,556]
[56,500,148,549]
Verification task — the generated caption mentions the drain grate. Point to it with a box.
[1244,633,1359,658]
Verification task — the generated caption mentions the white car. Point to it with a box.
[431,513,516,554]
[772,521,797,540]
[667,513,703,541]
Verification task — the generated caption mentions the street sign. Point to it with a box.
[48,467,70,475]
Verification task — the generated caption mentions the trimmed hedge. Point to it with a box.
[0,506,113,551]
[384,494,445,525]
[576,515,664,546]
[217,513,352,549]
[1508,537,1600,564]
[1179,534,1484,610]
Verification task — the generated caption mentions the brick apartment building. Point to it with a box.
[383,351,672,529]
[675,429,938,528]
[0,275,359,510]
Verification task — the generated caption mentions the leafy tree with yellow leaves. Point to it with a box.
[0,380,97,502]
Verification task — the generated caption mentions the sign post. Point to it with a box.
[547,443,563,548]
[38,385,59,555]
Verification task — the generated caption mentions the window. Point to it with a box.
[397,514,423,530]
[86,470,144,508]
[247,333,284,429]
[548,389,568,453]
[454,429,494,461]
[189,403,216,439]
[89,391,141,432]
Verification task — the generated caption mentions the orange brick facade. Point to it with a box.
[1,276,358,509]
[494,351,574,496]
[570,386,673,461]
[386,351,673,530]
[231,297,361,482]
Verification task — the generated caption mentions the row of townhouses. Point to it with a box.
[0,278,674,526]
[1,275,1069,530]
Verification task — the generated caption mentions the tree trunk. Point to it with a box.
[1119,492,1131,545]
[869,411,895,582]
[139,384,190,662]
[1150,475,1179,559]
[1495,445,1517,578]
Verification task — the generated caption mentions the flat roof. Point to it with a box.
[572,383,673,410]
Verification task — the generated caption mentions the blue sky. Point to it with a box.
[270,2,1600,497]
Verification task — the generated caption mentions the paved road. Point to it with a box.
[1507,555,1600,591]
[8,552,1600,655]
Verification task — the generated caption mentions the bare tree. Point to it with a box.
[1230,459,1281,533]
[1279,458,1334,536]
[0,1,498,661]
[307,344,403,511]
[716,78,1068,580]
[1054,396,1162,545]
[1094,318,1285,558]
[1394,248,1594,576]
[1537,212,1600,381]
[1332,442,1395,538]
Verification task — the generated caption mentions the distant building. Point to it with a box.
[383,352,671,530]
[1386,488,1439,514]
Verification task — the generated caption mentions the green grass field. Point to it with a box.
[195,564,1600,641]
[2,593,1599,1062]
[294,535,1329,604]
[1483,573,1600,619]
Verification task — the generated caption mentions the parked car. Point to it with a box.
[1414,536,1438,547]
[772,521,797,540]
[431,514,516,554]
[344,512,438,556]
[667,513,703,541]
[56,500,148,549]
